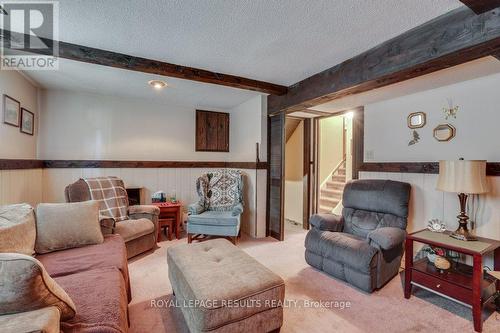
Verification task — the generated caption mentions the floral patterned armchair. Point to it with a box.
[187,170,243,244]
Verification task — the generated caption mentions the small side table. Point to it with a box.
[404,229,500,332]
[152,202,183,241]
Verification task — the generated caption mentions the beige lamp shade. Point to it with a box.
[436,160,488,194]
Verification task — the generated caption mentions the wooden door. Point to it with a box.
[267,113,285,240]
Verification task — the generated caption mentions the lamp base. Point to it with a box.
[449,223,477,241]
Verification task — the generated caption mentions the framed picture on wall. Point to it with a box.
[3,94,21,127]
[20,108,34,135]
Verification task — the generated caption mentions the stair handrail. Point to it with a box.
[320,158,346,190]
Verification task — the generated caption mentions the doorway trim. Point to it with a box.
[266,107,364,239]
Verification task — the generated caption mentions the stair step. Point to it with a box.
[318,206,333,214]
[320,197,340,206]
[332,175,346,182]
[326,181,345,190]
[338,168,346,175]
[320,188,343,198]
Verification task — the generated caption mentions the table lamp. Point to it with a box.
[436,159,488,241]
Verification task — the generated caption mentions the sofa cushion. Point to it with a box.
[35,201,104,254]
[305,229,378,274]
[55,267,128,333]
[0,203,36,255]
[114,218,154,242]
[0,253,76,320]
[167,239,285,332]
[188,211,240,226]
[37,234,131,302]
[0,306,60,333]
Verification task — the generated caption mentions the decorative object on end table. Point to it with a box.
[437,159,488,241]
[433,123,456,142]
[2,94,20,127]
[434,256,451,271]
[422,246,445,264]
[152,191,167,203]
[407,112,426,129]
[427,219,446,233]
[20,108,34,135]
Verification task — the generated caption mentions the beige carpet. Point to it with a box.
[128,225,499,333]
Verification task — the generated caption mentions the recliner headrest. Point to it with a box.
[342,179,411,218]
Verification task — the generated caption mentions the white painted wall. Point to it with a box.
[319,116,344,183]
[0,72,43,207]
[284,121,303,224]
[38,90,266,161]
[0,71,39,158]
[34,90,268,237]
[362,71,500,267]
[364,72,500,162]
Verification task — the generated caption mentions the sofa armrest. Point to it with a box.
[231,202,244,216]
[309,214,344,232]
[128,205,160,216]
[367,227,406,250]
[188,202,205,215]
[128,205,160,239]
[100,218,116,235]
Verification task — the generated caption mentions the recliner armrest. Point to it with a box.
[188,202,205,215]
[309,214,344,232]
[367,227,406,250]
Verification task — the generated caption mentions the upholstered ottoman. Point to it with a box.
[167,239,285,333]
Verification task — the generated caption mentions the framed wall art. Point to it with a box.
[3,94,21,127]
[20,108,34,135]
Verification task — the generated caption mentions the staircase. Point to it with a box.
[318,162,346,214]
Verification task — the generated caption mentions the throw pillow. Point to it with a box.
[0,204,36,256]
[35,201,104,254]
[0,253,76,320]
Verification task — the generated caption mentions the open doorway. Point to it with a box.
[317,112,354,214]
[267,108,363,241]
[284,117,306,235]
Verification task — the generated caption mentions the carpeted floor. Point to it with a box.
[127,225,499,333]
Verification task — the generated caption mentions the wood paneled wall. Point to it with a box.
[42,167,267,238]
[0,169,42,207]
[359,171,499,267]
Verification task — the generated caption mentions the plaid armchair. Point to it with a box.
[65,178,160,258]
[187,170,243,244]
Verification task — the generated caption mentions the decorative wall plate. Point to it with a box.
[407,112,426,129]
[433,124,456,142]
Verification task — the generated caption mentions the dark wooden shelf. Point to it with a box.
[413,258,496,292]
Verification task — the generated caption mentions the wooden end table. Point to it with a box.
[152,202,183,241]
[404,229,500,332]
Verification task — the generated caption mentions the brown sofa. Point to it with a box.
[65,179,160,258]
[37,234,130,333]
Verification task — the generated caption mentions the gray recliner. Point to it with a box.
[305,179,411,293]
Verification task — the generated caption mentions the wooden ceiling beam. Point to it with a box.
[459,0,500,15]
[268,7,500,115]
[0,29,287,96]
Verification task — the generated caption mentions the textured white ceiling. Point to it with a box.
[24,59,261,109]
[49,0,462,86]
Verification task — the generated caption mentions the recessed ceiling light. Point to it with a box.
[148,80,167,90]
